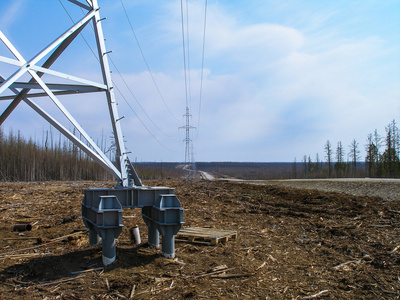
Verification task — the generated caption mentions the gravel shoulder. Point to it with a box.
[245,178,400,202]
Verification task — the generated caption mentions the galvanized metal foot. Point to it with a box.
[101,228,117,265]
[88,228,101,246]
[161,226,175,258]
[147,222,160,249]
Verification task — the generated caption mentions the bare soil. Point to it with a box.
[256,179,400,202]
[0,179,399,299]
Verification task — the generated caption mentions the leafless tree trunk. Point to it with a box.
[335,141,345,177]
[325,140,333,177]
[349,139,360,176]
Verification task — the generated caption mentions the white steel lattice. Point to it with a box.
[0,0,141,187]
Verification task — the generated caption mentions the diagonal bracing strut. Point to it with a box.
[0,1,139,185]
[0,0,183,266]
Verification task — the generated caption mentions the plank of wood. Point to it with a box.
[176,227,237,245]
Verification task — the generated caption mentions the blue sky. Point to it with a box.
[0,0,399,162]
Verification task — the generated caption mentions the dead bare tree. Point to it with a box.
[324,140,333,177]
[349,139,360,176]
[335,141,345,177]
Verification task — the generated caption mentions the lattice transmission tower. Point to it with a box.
[0,0,183,265]
[180,106,196,163]
[179,106,196,179]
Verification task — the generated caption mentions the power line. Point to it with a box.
[112,82,173,152]
[185,0,192,111]
[119,0,179,121]
[108,55,172,137]
[73,4,170,139]
[197,0,208,136]
[180,0,189,109]
[179,0,196,166]
[59,0,99,62]
[58,0,172,152]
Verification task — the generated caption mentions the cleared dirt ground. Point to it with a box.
[255,179,400,202]
[0,179,399,299]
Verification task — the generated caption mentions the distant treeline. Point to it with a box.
[0,127,113,181]
[298,119,400,179]
[197,120,400,180]
[133,162,185,180]
[1,119,398,182]
[0,127,185,182]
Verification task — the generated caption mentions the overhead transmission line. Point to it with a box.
[58,0,99,61]
[112,81,173,152]
[180,0,189,110]
[119,0,179,121]
[58,0,171,151]
[179,0,196,165]
[180,0,207,133]
[108,55,172,137]
[76,5,170,137]
[197,0,208,135]
[185,0,192,111]
[179,0,208,164]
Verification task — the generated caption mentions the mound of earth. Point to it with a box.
[0,179,399,299]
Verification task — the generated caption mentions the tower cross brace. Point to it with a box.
[0,0,183,265]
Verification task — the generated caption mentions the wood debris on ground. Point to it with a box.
[0,179,399,299]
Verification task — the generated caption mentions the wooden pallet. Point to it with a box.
[176,227,237,245]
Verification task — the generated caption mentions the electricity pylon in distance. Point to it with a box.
[179,106,196,179]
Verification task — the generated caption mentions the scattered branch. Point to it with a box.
[256,261,266,270]
[302,290,329,299]
[333,255,370,270]
[0,231,86,257]
[195,267,235,278]
[70,267,103,275]
[1,252,51,260]
[212,273,252,279]
[390,245,400,254]
[36,275,85,288]
[129,284,136,299]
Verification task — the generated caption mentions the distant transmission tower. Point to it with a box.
[180,106,196,178]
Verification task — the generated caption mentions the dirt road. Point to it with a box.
[198,171,215,180]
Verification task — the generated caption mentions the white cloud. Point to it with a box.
[1,1,399,162]
[0,1,26,32]
[175,2,399,161]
